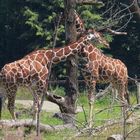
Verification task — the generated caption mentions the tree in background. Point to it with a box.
[0,0,65,67]
[0,0,139,81]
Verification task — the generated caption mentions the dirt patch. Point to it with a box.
[15,100,60,112]
[15,100,82,113]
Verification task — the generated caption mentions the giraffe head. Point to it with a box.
[86,29,110,48]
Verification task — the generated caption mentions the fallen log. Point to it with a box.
[0,119,75,132]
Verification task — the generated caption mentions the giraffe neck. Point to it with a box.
[51,35,89,64]
[74,10,85,34]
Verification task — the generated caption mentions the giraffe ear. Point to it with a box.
[86,28,96,35]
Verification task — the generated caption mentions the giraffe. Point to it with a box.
[80,42,130,127]
[0,30,101,121]
[73,10,130,127]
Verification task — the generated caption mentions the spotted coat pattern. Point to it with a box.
[74,10,129,105]
[0,33,97,120]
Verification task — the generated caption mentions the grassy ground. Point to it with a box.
[1,87,140,140]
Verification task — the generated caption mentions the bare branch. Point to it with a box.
[106,28,127,35]
[45,92,65,106]
[94,1,134,32]
[76,0,104,6]
[102,0,116,16]
[95,84,112,99]
[52,13,63,48]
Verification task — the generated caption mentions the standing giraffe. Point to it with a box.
[80,43,130,127]
[0,31,102,121]
[73,11,130,127]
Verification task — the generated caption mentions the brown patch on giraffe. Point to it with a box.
[119,69,124,76]
[4,65,11,72]
[29,54,36,60]
[36,53,45,62]
[56,49,64,57]
[22,68,30,77]
[45,51,53,60]
[12,68,17,74]
[89,53,97,61]
[72,49,77,53]
[41,73,48,81]
[33,61,42,72]
[70,44,77,49]
[53,57,60,63]
[88,45,93,52]
[64,47,71,55]
[10,71,15,78]
[40,68,48,78]
[22,61,30,69]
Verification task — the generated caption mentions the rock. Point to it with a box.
[107,134,123,140]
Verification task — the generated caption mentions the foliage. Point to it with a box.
[1,92,139,139]
[0,0,139,83]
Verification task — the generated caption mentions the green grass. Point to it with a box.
[16,86,65,100]
[1,88,140,140]
[40,111,63,125]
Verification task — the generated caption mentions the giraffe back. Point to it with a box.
[81,43,128,85]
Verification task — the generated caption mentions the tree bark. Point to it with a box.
[56,0,78,123]
[129,0,140,22]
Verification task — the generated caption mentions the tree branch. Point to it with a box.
[129,0,140,21]
[106,28,127,35]
[46,92,65,106]
[76,0,104,6]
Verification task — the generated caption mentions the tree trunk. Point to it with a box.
[57,0,78,123]
[129,0,140,22]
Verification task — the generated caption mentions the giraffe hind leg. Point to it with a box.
[87,81,96,128]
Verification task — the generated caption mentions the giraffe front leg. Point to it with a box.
[32,92,44,122]
[35,92,45,136]
[32,97,38,122]
[7,93,16,120]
